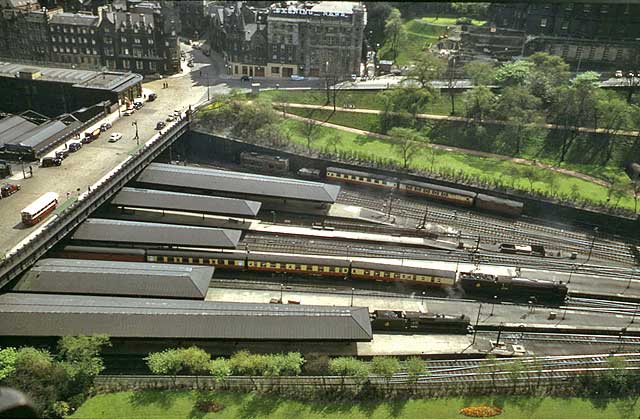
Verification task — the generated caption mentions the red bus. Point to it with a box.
[21,192,59,226]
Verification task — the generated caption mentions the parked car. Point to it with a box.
[615,70,624,78]
[155,121,166,130]
[133,99,144,109]
[290,75,305,81]
[166,114,176,122]
[55,149,69,160]
[1,183,20,198]
[81,128,101,144]
[148,92,157,101]
[108,132,123,143]
[240,75,252,82]
[68,142,82,152]
[187,61,194,67]
[123,109,135,116]
[41,157,62,167]
[100,122,112,132]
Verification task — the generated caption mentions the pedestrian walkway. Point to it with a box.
[277,105,611,187]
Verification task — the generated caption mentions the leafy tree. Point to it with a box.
[255,123,287,147]
[462,85,496,121]
[180,346,211,389]
[208,358,231,383]
[505,359,525,393]
[229,350,265,376]
[328,357,370,390]
[495,60,533,87]
[405,357,426,385]
[451,2,490,18]
[145,349,184,387]
[371,357,400,390]
[494,86,543,155]
[389,127,423,168]
[58,335,111,400]
[300,118,321,152]
[280,352,304,376]
[6,348,69,417]
[233,100,278,139]
[464,61,496,86]
[526,52,570,104]
[406,53,446,88]
[378,88,433,132]
[593,91,633,165]
[326,134,341,154]
[0,347,18,380]
[383,8,405,62]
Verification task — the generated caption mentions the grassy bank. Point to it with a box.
[71,390,640,419]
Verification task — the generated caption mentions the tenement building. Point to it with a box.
[0,0,180,74]
[209,1,366,79]
[464,3,640,69]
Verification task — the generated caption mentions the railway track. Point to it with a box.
[336,187,638,265]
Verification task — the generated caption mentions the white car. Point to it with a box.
[123,109,135,116]
[290,75,305,81]
[108,132,123,143]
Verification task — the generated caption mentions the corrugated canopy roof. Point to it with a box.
[137,163,340,203]
[13,258,213,300]
[72,218,241,248]
[0,293,373,340]
[112,187,262,217]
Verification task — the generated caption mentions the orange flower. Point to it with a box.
[459,405,503,417]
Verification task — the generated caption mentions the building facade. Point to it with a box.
[0,0,180,75]
[209,1,367,80]
[485,3,640,68]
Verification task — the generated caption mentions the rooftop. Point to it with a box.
[111,187,262,217]
[49,12,100,26]
[71,218,242,248]
[0,293,373,340]
[13,258,213,300]
[0,61,143,93]
[137,163,340,203]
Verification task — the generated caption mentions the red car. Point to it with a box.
[1,183,20,198]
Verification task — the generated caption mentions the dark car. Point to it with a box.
[240,75,252,82]
[148,92,157,102]
[41,156,62,167]
[68,142,82,152]
[55,149,69,160]
[0,183,20,198]
[155,121,166,130]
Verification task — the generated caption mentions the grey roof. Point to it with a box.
[49,12,100,26]
[0,293,373,341]
[112,187,262,217]
[138,163,341,203]
[13,258,213,300]
[0,62,143,93]
[8,120,68,147]
[72,218,241,248]
[0,116,38,147]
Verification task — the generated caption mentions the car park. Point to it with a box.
[68,142,82,152]
[1,183,20,198]
[155,121,166,130]
[100,122,112,132]
[41,156,62,167]
[108,132,123,143]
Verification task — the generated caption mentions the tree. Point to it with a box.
[593,91,632,165]
[464,61,496,86]
[383,8,405,62]
[57,335,111,399]
[494,86,543,155]
[526,52,570,104]
[328,357,369,390]
[0,347,18,381]
[389,127,423,169]
[378,87,433,132]
[145,349,184,387]
[405,357,426,386]
[326,134,341,154]
[451,2,490,18]
[406,53,446,88]
[462,85,496,121]
[255,123,286,146]
[371,357,400,392]
[494,60,533,87]
[505,359,525,393]
[300,118,321,152]
[520,166,540,192]
[180,347,211,389]
[208,358,231,384]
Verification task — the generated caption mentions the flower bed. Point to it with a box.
[459,405,503,417]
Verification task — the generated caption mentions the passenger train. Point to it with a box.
[53,245,568,304]
[325,166,524,217]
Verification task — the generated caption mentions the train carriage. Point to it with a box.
[458,271,567,303]
[475,193,524,217]
[326,167,397,189]
[350,260,456,286]
[247,253,350,276]
[146,248,247,269]
[398,180,476,207]
[53,245,146,262]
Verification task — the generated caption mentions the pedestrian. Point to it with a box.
[64,142,67,149]
[199,70,202,76]
[28,166,32,177]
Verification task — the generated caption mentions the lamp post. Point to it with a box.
[132,120,139,145]
[280,283,284,303]
[490,295,497,316]
[585,226,598,263]
[472,303,482,345]
[350,287,355,307]
[270,210,276,224]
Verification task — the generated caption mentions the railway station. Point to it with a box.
[12,258,214,300]
[70,218,242,248]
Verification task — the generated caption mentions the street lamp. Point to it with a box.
[490,295,497,316]
[132,120,139,145]
[585,227,598,263]
[350,287,355,307]
[270,210,276,224]
[280,283,284,303]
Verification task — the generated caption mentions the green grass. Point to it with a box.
[280,119,636,210]
[71,390,640,419]
[421,16,487,26]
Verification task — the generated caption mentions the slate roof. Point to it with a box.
[112,187,262,217]
[13,258,213,300]
[137,163,341,203]
[49,12,100,26]
[0,293,373,341]
[71,218,241,248]
[0,116,38,147]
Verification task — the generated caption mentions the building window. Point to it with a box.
[72,47,77,53]
[92,39,96,45]
[540,18,547,28]
[63,27,67,33]
[600,5,608,13]
[122,59,130,67]
[90,29,95,34]
[52,46,58,52]
[561,21,568,30]
[149,62,156,71]
[165,41,169,46]
[71,38,75,43]
[148,39,153,45]
[271,66,280,74]
[124,48,129,55]
[104,37,112,44]
[136,60,144,70]
[121,37,127,43]
[134,38,141,44]
[242,66,247,75]
[583,4,591,12]
[565,3,573,11]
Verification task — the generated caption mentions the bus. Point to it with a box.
[21,192,59,226]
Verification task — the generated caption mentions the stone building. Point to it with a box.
[0,7,50,64]
[49,12,101,69]
[209,1,367,79]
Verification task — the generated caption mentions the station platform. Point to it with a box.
[327,203,395,226]
[248,222,459,251]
